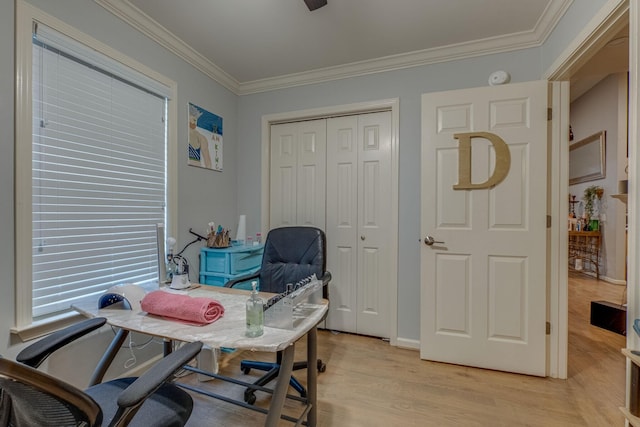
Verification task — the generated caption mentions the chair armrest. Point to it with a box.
[320,271,331,286]
[320,271,331,299]
[116,341,203,410]
[224,270,260,288]
[16,317,107,368]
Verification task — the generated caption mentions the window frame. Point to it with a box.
[14,0,178,340]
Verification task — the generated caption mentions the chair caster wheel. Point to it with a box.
[244,391,256,405]
[317,360,326,373]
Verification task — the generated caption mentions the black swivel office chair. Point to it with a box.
[225,226,331,405]
[2,317,203,427]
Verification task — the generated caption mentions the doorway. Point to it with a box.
[545,0,632,378]
[565,26,629,396]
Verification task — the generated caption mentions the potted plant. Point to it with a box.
[583,185,603,230]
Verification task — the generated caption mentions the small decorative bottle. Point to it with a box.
[246,281,264,337]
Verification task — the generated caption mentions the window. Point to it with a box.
[15,2,177,333]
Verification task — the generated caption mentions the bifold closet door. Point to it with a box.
[326,112,392,337]
[270,120,326,229]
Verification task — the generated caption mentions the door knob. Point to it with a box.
[360,236,365,241]
[424,236,444,246]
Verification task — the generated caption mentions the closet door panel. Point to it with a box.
[270,123,298,228]
[297,121,326,227]
[356,112,392,338]
[277,167,296,226]
[326,116,358,332]
[270,120,325,229]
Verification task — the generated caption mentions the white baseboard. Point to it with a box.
[600,275,627,286]
[395,337,420,350]
[578,270,627,286]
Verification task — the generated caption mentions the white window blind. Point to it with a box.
[32,24,167,318]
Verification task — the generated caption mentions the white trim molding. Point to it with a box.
[96,0,573,95]
[14,0,178,335]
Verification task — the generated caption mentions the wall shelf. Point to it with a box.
[611,194,628,204]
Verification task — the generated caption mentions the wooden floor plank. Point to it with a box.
[183,273,626,426]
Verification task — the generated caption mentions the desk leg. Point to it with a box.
[89,328,129,386]
[265,344,295,427]
[307,326,318,427]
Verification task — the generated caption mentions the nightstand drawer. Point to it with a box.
[203,250,228,273]
[199,270,258,290]
[199,273,228,287]
[229,248,263,274]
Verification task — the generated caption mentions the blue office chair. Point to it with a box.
[2,317,202,427]
[225,226,331,405]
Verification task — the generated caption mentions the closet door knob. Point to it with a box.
[360,236,365,241]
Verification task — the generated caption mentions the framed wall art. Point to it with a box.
[569,130,606,185]
[188,103,223,171]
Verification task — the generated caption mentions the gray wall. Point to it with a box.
[0,0,611,378]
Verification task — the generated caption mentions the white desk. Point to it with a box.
[73,285,328,427]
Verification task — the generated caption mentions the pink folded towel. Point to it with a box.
[141,290,225,325]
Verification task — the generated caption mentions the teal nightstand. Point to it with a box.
[199,244,264,289]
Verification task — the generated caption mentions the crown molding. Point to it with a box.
[535,0,575,43]
[240,0,574,94]
[239,32,541,95]
[94,0,240,94]
[96,0,573,96]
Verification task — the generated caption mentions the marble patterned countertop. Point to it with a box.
[72,284,328,353]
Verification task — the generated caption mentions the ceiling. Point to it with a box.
[97,0,628,95]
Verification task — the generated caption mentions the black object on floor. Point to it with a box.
[590,300,626,336]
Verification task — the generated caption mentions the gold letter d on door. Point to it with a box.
[452,132,511,190]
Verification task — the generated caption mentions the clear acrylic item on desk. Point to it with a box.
[264,275,323,330]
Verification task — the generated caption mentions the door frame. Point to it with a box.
[260,98,400,345]
[545,0,633,378]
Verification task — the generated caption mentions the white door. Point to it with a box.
[270,120,326,229]
[326,111,392,337]
[420,81,548,376]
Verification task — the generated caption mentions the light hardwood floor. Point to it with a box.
[184,273,627,426]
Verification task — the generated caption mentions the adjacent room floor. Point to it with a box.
[183,273,627,426]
